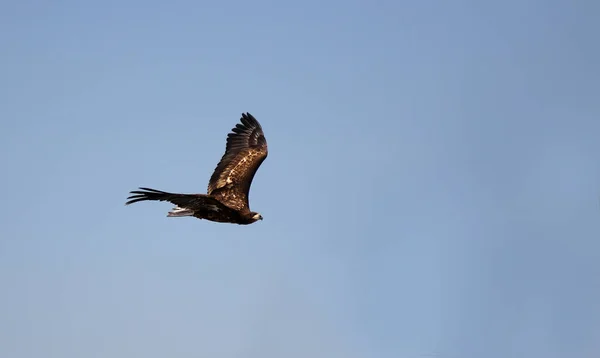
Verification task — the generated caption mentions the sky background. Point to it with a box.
[1,0,599,357]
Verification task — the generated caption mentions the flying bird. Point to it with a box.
[125,112,268,225]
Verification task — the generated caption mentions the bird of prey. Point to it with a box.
[126,112,268,225]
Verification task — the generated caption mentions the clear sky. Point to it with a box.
[1,0,599,357]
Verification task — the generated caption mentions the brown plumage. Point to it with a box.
[125,112,268,225]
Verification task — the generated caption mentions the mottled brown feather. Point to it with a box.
[207,113,268,211]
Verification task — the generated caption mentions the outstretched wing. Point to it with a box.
[207,112,268,211]
[126,187,227,210]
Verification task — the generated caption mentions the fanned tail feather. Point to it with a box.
[125,187,173,205]
[126,187,195,217]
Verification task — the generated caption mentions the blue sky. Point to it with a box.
[1,0,599,357]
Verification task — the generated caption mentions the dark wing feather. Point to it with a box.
[126,187,227,210]
[207,112,268,211]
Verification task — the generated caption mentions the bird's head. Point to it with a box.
[251,212,263,222]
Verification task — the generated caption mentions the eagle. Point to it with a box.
[125,112,268,225]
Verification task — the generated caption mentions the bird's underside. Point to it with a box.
[125,188,257,224]
[125,112,268,225]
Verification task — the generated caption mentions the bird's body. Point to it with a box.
[126,112,268,225]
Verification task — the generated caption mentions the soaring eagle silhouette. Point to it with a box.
[125,112,268,225]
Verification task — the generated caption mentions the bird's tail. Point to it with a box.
[125,187,195,217]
